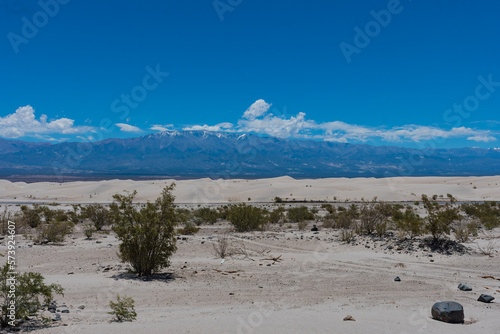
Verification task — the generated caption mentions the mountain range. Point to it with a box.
[1,131,500,182]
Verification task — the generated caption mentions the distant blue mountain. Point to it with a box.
[1,131,500,181]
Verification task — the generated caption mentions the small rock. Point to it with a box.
[343,315,355,321]
[394,276,401,282]
[78,305,85,310]
[67,272,74,275]
[96,241,102,244]
[61,309,70,314]
[458,283,472,291]
[311,225,318,232]
[431,301,464,323]
[477,294,495,303]
[229,293,234,295]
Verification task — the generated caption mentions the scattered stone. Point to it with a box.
[394,276,401,282]
[477,294,495,303]
[311,225,318,232]
[458,283,472,291]
[67,272,74,275]
[61,309,70,314]
[343,315,355,321]
[52,313,61,322]
[96,241,102,244]
[431,301,464,323]
[78,305,85,310]
[229,293,234,295]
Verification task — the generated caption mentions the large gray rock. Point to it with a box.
[478,294,495,303]
[458,283,472,291]
[431,301,464,323]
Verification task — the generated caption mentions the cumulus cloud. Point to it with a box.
[184,99,498,144]
[116,123,142,132]
[0,105,93,139]
[242,99,271,120]
[183,122,233,132]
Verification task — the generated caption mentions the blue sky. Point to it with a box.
[1,0,500,148]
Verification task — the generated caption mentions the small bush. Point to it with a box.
[453,219,479,243]
[422,195,460,240]
[35,221,74,244]
[287,206,314,222]
[111,184,178,276]
[19,205,42,228]
[83,204,110,230]
[269,206,286,226]
[394,208,424,239]
[0,264,64,328]
[193,207,219,225]
[83,224,95,239]
[321,204,335,214]
[297,220,308,231]
[212,233,233,258]
[340,228,355,243]
[178,221,200,235]
[108,294,137,322]
[227,204,268,232]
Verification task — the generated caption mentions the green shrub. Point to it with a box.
[287,206,314,222]
[178,221,200,235]
[359,202,385,234]
[108,294,137,322]
[111,184,178,276]
[35,221,74,244]
[83,223,95,239]
[394,208,424,239]
[422,194,461,240]
[227,204,268,232]
[19,205,42,228]
[321,204,335,214]
[269,206,285,225]
[83,204,110,230]
[193,207,219,225]
[0,263,64,327]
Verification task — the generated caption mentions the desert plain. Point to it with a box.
[1,176,500,333]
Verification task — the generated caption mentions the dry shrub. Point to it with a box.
[212,234,234,258]
[340,228,355,243]
[477,240,497,257]
[453,219,479,243]
[297,220,308,231]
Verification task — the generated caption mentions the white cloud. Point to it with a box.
[183,122,233,132]
[0,105,93,139]
[467,135,497,142]
[242,99,272,120]
[183,99,498,144]
[116,123,141,132]
[150,124,173,131]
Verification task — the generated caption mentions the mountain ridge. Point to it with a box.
[1,131,500,181]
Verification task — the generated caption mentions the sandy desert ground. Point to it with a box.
[1,176,500,333]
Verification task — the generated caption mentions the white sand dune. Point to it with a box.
[1,175,500,204]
